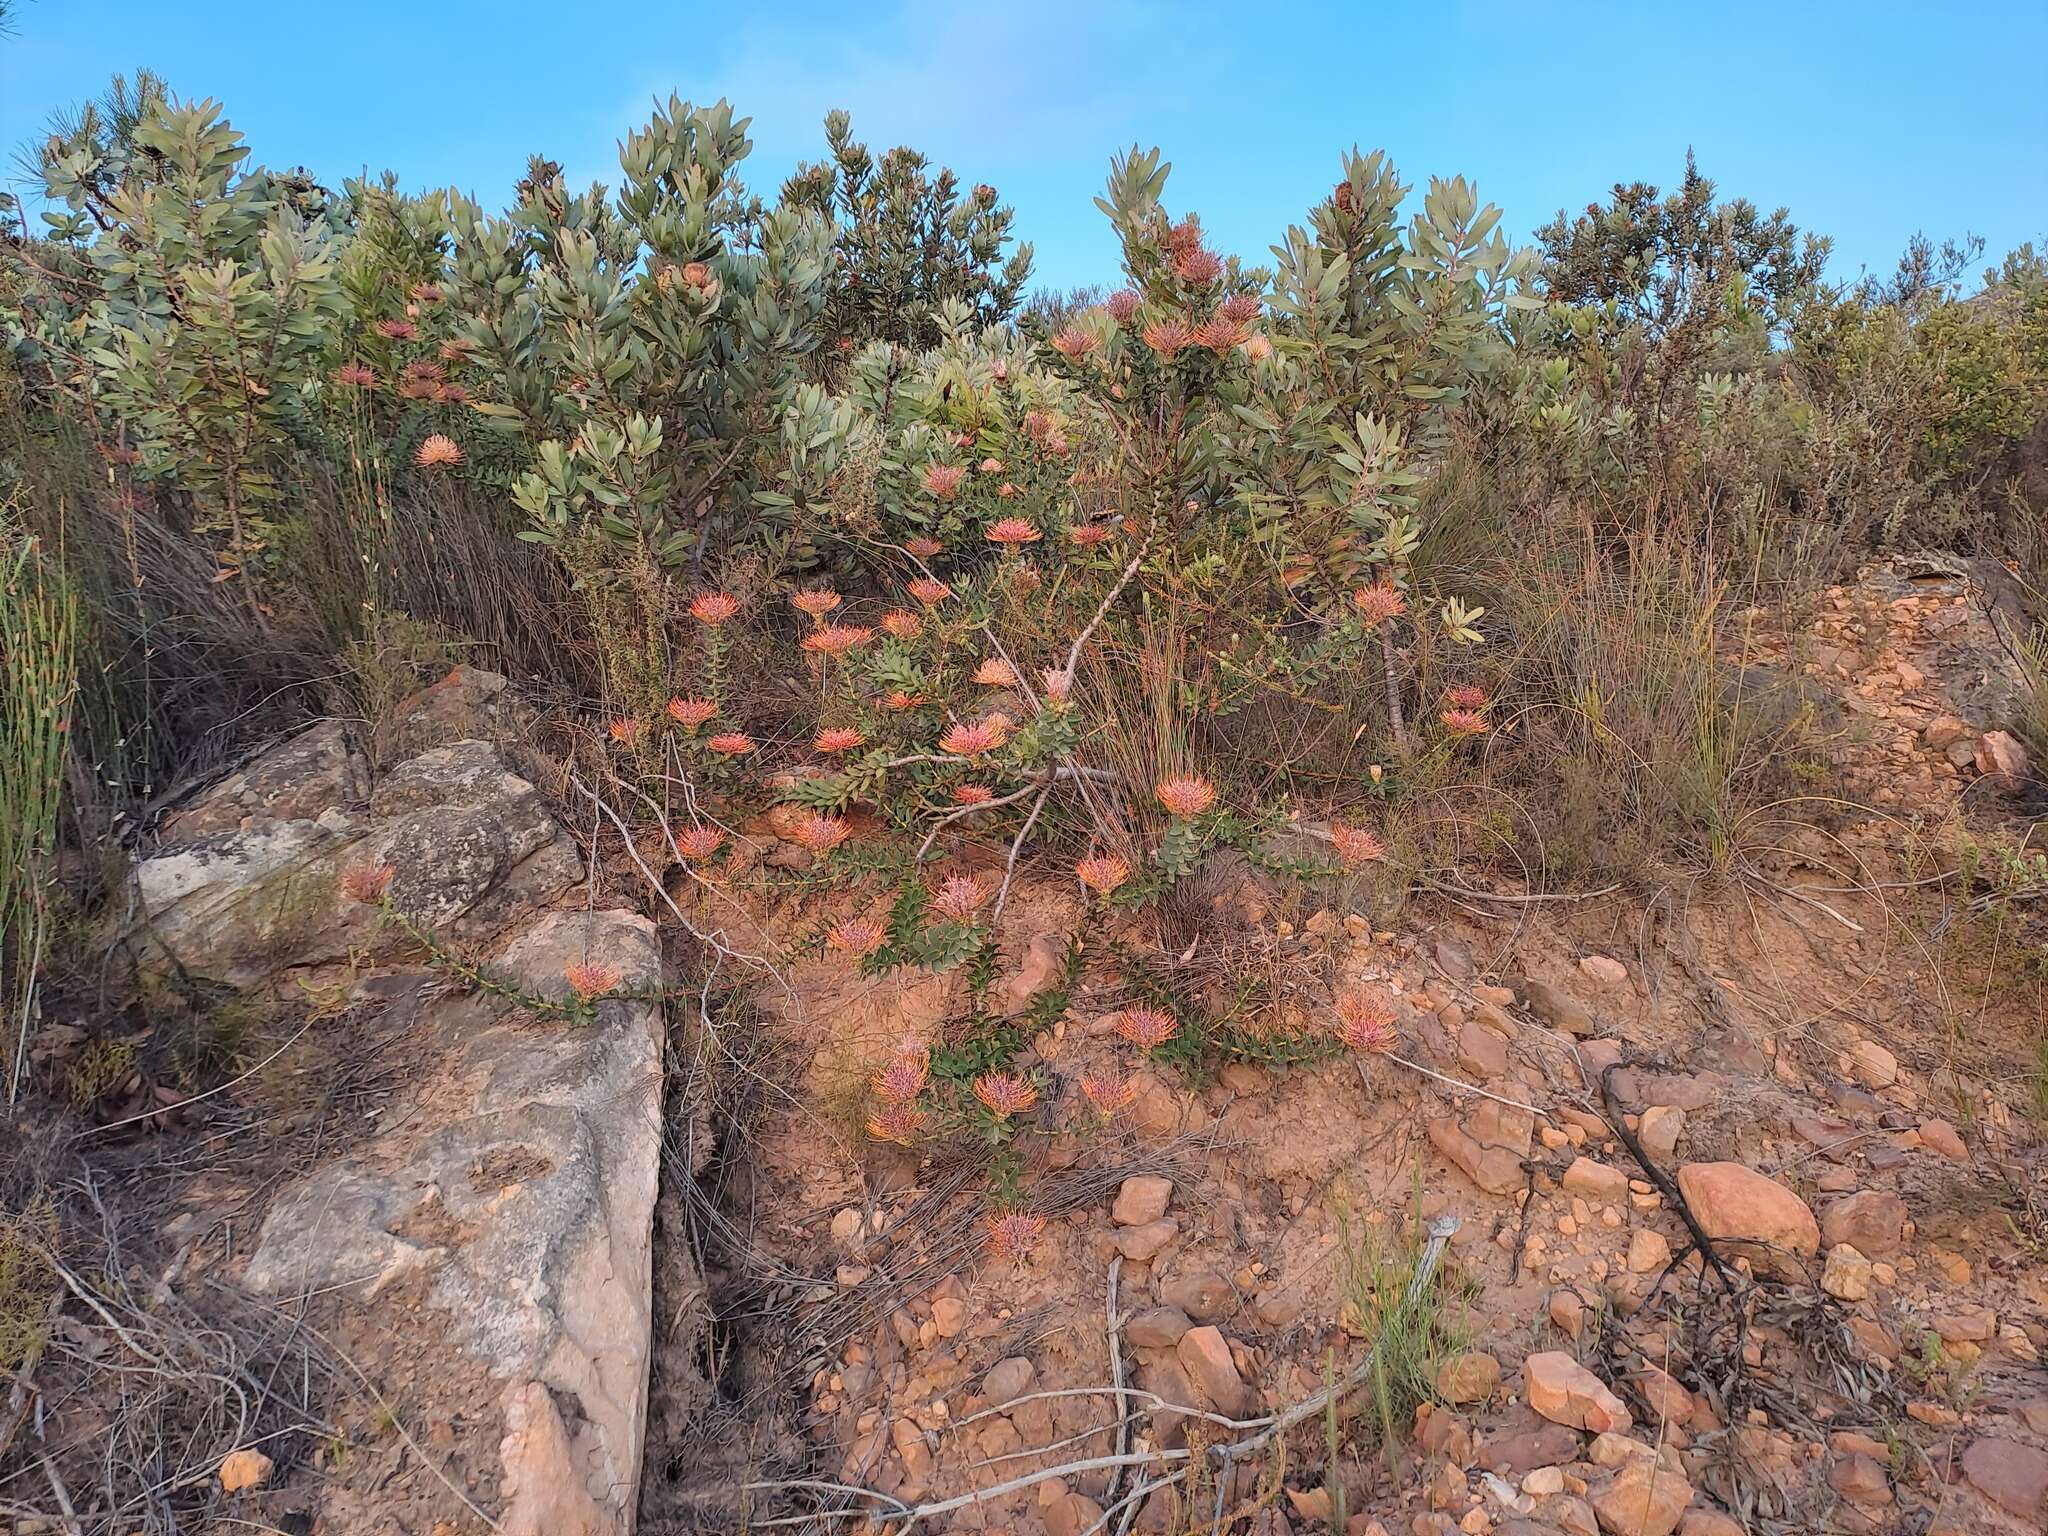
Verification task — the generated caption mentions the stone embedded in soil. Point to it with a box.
[1519,977,1596,1036]
[1676,1512,1743,1536]
[1002,930,1069,1014]
[1430,1115,1527,1195]
[1158,1265,1235,1322]
[1818,1189,1907,1256]
[1478,1424,1586,1476]
[1674,1161,1819,1278]
[1961,1437,2048,1519]
[1458,1019,1510,1079]
[931,1294,968,1337]
[1974,729,2029,781]
[1563,1157,1629,1204]
[218,1448,273,1493]
[1822,1244,1874,1301]
[1580,954,1629,986]
[1590,1442,1693,1536]
[1827,1452,1893,1506]
[1437,1350,1503,1405]
[1112,1174,1175,1226]
[1116,1218,1181,1261]
[1626,1229,1672,1275]
[1125,1305,1192,1348]
[1637,1106,1685,1161]
[1632,1365,1691,1426]
[1177,1326,1253,1416]
[1844,1039,1899,1090]
[1524,1351,1632,1433]
[982,1355,1035,1405]
[1137,1354,1201,1446]
[1918,1118,1968,1160]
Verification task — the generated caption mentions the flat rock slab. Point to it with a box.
[247,910,664,1536]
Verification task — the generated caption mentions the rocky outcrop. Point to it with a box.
[128,675,578,987]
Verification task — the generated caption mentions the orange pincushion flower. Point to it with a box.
[334,361,377,388]
[814,726,866,753]
[1330,822,1385,869]
[951,783,996,805]
[940,716,1010,756]
[1351,582,1407,627]
[1174,247,1224,285]
[881,608,924,639]
[374,317,418,341]
[1194,315,1246,352]
[903,536,944,559]
[564,960,620,1000]
[674,825,726,861]
[907,576,953,607]
[801,624,874,658]
[827,916,889,958]
[973,1071,1039,1119]
[1069,522,1115,547]
[689,591,740,626]
[339,862,397,904]
[972,657,1018,687]
[1334,991,1398,1053]
[923,463,967,499]
[1141,319,1195,359]
[870,1047,930,1105]
[866,1101,925,1145]
[790,587,841,619]
[885,689,927,712]
[707,731,756,756]
[1243,332,1273,362]
[1445,684,1489,711]
[1051,326,1097,360]
[1105,289,1142,324]
[668,696,719,729]
[1440,709,1486,737]
[986,517,1043,547]
[1117,1006,1180,1050]
[1155,776,1216,818]
[931,873,986,922]
[1080,1069,1140,1115]
[1074,854,1131,895]
[979,457,1003,473]
[409,281,443,303]
[1220,292,1262,324]
[997,481,1019,498]
[793,814,853,854]
[608,716,644,747]
[987,1210,1047,1260]
[415,433,464,469]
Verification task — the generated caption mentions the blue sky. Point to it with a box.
[3,1,2043,295]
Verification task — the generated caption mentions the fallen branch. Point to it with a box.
[1600,1062,1735,1292]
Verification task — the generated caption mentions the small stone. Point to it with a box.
[1524,1350,1631,1433]
[1157,1267,1234,1322]
[1636,1107,1683,1162]
[1437,1351,1503,1405]
[1625,1229,1671,1275]
[1126,1305,1192,1348]
[1918,1118,1967,1160]
[1549,1290,1586,1339]
[1590,1443,1691,1536]
[1819,1190,1908,1256]
[1844,1040,1898,1090]
[1676,1512,1743,1536]
[1113,1175,1175,1226]
[1562,1158,1629,1204]
[1933,1306,1996,1344]
[1631,1364,1691,1426]
[831,1207,865,1245]
[1522,1466,1566,1496]
[1580,955,1629,987]
[1117,1219,1181,1262]
[1459,1020,1510,1080]
[1974,730,2030,781]
[219,1449,273,1494]
[1520,978,1594,1036]
[1827,1452,1892,1506]
[1821,1244,1873,1301]
[1177,1326,1253,1416]
[931,1296,968,1337]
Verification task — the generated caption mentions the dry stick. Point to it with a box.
[1417,876,1624,906]
[862,1217,1461,1533]
[1103,1255,1131,1516]
[992,781,1055,923]
[1598,1062,1736,1292]
[1379,1053,1547,1118]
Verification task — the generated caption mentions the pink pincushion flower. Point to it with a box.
[674,826,726,861]
[1440,709,1487,737]
[564,961,620,1000]
[940,716,1010,756]
[923,463,968,499]
[828,916,889,958]
[1051,327,1097,360]
[1080,1069,1140,1115]
[987,1210,1046,1259]
[1351,582,1407,627]
[972,657,1018,687]
[1105,290,1141,324]
[930,873,986,922]
[793,814,853,853]
[904,536,944,559]
[973,1071,1039,1119]
[1334,991,1398,1053]
[907,577,953,607]
[866,1101,924,1144]
[1330,822,1385,869]
[1116,1006,1180,1049]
